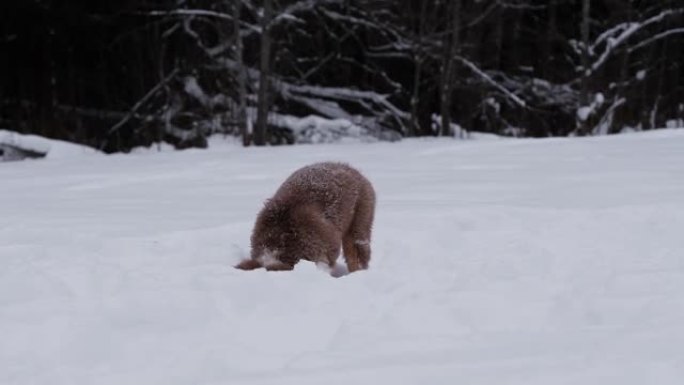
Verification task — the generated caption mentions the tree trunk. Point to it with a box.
[254,0,273,146]
[578,0,591,135]
[540,0,557,79]
[440,0,461,137]
[409,0,429,137]
[409,57,421,137]
[233,0,250,146]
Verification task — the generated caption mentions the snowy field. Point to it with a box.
[1,130,684,384]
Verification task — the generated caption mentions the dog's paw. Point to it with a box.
[330,263,350,278]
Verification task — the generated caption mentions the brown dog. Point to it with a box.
[235,162,375,274]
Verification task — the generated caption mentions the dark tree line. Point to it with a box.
[1,0,683,152]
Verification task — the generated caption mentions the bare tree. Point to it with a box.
[3,0,683,151]
[440,0,462,137]
[408,0,436,137]
[233,0,250,146]
[577,0,591,135]
[254,0,273,146]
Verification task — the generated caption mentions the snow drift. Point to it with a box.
[0,129,100,161]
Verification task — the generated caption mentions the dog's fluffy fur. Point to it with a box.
[235,162,375,274]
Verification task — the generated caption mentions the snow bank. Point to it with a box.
[665,119,683,129]
[273,114,376,144]
[0,129,100,160]
[0,129,50,154]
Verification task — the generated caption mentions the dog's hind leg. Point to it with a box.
[342,234,361,272]
[348,185,375,271]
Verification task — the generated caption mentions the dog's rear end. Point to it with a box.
[236,162,375,274]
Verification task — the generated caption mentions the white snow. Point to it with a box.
[2,129,684,384]
[594,92,605,105]
[430,114,468,138]
[576,106,592,122]
[1,129,51,155]
[183,76,211,107]
[273,114,372,144]
[576,93,605,123]
[0,129,100,160]
[666,119,683,129]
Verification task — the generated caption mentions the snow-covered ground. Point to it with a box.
[1,130,684,384]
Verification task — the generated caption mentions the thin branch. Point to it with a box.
[628,27,684,53]
[467,2,500,28]
[146,9,233,21]
[591,23,631,52]
[301,52,337,80]
[498,1,546,11]
[108,68,179,135]
[455,56,527,108]
[589,8,684,74]
[143,9,260,33]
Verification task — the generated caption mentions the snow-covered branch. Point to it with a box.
[591,23,631,52]
[272,0,337,25]
[146,9,233,22]
[108,69,179,135]
[628,27,684,53]
[593,97,626,136]
[588,8,684,74]
[455,56,527,108]
[280,83,408,120]
[215,56,407,131]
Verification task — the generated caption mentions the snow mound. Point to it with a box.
[0,129,100,160]
[274,114,377,144]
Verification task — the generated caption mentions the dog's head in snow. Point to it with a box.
[236,199,300,271]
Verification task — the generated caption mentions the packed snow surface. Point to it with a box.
[1,130,684,384]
